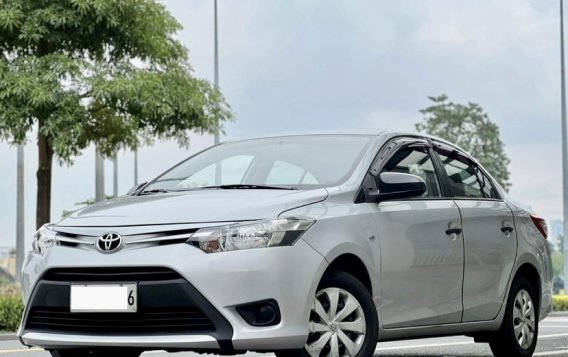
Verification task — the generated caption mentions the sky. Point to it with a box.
[0,0,563,247]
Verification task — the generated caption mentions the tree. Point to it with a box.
[416,95,511,190]
[0,0,232,228]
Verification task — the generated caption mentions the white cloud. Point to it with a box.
[507,142,562,220]
[364,109,419,133]
[411,0,552,58]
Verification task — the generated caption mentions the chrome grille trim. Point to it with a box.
[52,229,198,248]
[55,237,94,245]
[124,232,194,244]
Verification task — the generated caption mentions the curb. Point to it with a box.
[550,311,568,317]
[0,333,16,341]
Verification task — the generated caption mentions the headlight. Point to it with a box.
[32,224,59,255]
[187,217,315,253]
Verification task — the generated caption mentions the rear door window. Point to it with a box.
[436,151,484,198]
[477,167,500,199]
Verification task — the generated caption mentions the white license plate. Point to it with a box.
[70,284,137,313]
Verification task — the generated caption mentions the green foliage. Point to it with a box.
[553,295,568,311]
[416,94,511,190]
[0,0,232,160]
[0,284,23,332]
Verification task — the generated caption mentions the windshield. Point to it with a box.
[142,135,373,192]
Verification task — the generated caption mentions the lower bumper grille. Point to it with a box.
[23,267,233,349]
[26,307,215,334]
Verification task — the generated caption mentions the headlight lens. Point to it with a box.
[187,217,315,253]
[32,224,59,255]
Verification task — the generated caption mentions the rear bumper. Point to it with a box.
[18,238,328,351]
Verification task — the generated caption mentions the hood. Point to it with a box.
[58,188,329,227]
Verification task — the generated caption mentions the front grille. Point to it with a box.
[43,267,180,282]
[26,307,215,334]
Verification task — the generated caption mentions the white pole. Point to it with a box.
[214,0,222,185]
[560,0,568,291]
[214,0,220,146]
[134,150,139,186]
[95,149,105,202]
[113,155,118,198]
[15,145,24,282]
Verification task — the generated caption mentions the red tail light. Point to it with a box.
[530,215,548,239]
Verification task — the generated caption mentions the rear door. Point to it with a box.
[433,144,517,322]
[370,138,464,328]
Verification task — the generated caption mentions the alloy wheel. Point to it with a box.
[513,289,536,350]
[305,287,366,357]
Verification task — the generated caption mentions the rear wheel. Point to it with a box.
[489,278,539,357]
[50,349,142,357]
[276,271,378,357]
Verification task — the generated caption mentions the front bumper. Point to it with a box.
[19,237,327,351]
[20,333,220,350]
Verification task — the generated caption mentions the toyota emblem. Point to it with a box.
[96,232,123,253]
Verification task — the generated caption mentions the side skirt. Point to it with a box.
[378,319,502,342]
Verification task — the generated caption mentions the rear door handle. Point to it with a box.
[501,226,514,233]
[445,227,462,235]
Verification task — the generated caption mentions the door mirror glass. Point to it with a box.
[377,172,427,202]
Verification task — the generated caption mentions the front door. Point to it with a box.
[370,140,464,328]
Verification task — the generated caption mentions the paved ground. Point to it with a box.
[1,316,567,356]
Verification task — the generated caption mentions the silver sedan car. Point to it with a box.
[19,133,553,357]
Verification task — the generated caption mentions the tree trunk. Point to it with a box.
[36,131,53,229]
[35,40,53,229]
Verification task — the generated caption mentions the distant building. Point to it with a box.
[0,247,16,279]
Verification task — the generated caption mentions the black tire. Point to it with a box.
[276,271,378,357]
[489,278,539,357]
[50,349,142,357]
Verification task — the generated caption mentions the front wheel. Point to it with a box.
[277,271,378,357]
[50,349,142,357]
[489,278,539,357]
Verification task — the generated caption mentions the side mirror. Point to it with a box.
[127,182,147,196]
[375,172,426,202]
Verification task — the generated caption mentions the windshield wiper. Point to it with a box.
[138,189,173,195]
[140,184,298,195]
[197,184,298,191]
